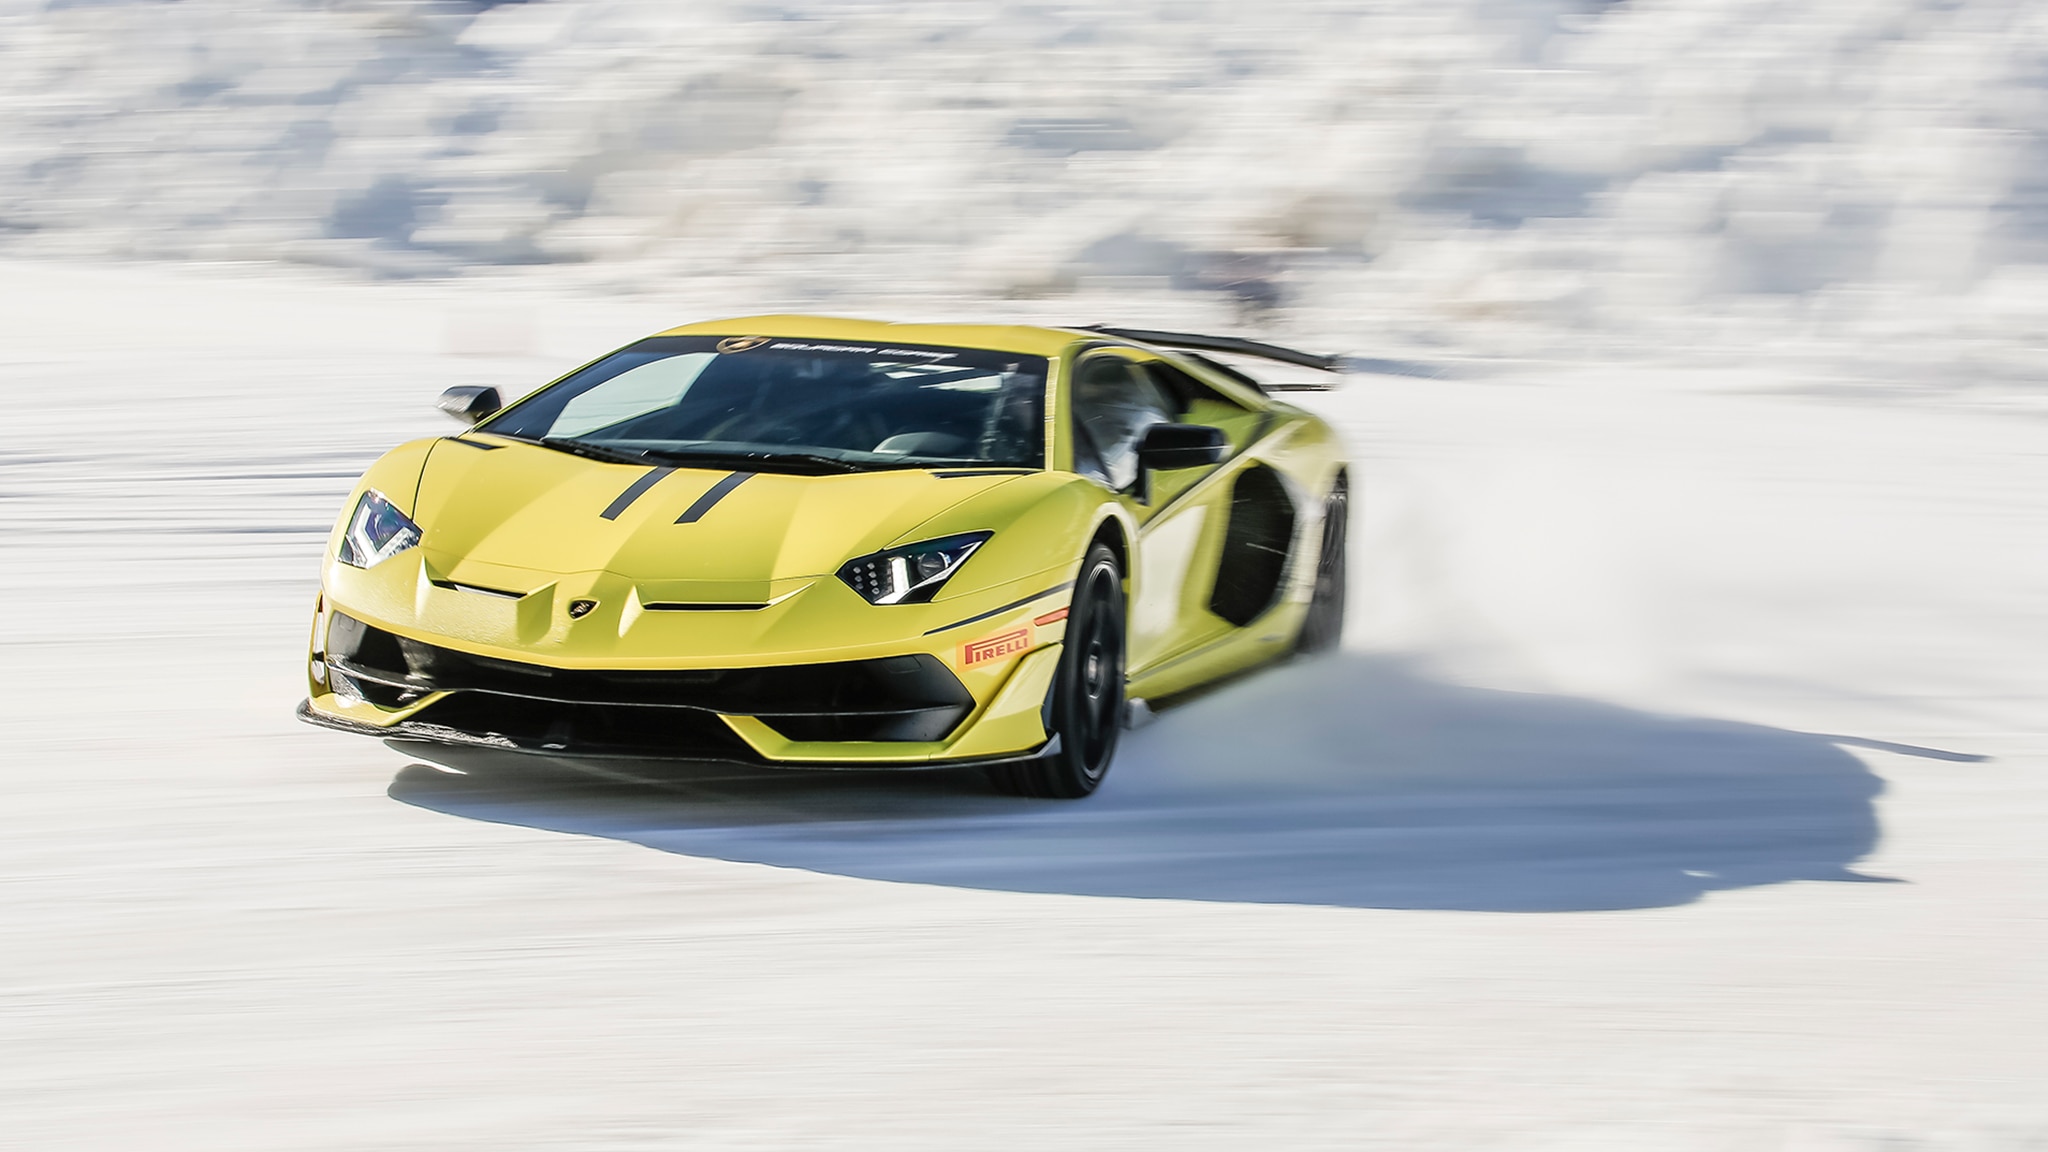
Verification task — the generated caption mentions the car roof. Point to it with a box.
[653,314,1087,358]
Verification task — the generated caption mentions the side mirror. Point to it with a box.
[436,385,501,425]
[1135,423,1228,471]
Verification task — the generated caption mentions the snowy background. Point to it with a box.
[2,0,2046,383]
[3,2,2047,1149]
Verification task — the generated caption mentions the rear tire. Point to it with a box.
[1295,477,1348,654]
[988,543,1125,799]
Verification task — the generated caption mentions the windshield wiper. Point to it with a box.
[535,437,658,467]
[635,449,869,475]
[525,437,879,475]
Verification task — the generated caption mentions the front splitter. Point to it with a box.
[295,698,1056,771]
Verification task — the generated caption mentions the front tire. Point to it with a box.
[988,542,1125,799]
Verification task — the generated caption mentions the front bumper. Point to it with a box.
[301,606,1067,766]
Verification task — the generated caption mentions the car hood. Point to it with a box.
[411,439,1021,597]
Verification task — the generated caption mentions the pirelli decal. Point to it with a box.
[961,626,1032,667]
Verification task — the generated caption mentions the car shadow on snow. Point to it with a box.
[385,655,1979,912]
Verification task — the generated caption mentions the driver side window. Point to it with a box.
[1070,355,1178,491]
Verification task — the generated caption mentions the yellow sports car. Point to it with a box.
[299,316,1349,798]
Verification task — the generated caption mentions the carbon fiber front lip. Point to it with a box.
[295,699,1056,770]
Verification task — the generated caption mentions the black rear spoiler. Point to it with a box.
[1078,326,1342,391]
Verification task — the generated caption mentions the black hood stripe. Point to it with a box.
[599,466,677,520]
[676,471,755,524]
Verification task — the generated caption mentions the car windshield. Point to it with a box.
[479,336,1048,471]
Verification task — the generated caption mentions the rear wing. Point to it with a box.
[1079,325,1341,392]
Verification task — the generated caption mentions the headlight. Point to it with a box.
[837,532,991,605]
[338,489,423,569]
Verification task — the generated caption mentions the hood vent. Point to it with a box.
[428,578,525,600]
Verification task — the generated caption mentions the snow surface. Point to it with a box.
[3,259,2044,1148]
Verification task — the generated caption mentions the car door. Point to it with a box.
[1068,349,1266,675]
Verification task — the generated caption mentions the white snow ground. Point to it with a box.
[2,259,2044,1149]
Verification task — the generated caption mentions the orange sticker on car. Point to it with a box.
[1033,607,1069,626]
[961,626,1031,667]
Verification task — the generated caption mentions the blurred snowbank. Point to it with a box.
[1,0,2044,377]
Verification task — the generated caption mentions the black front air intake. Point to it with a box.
[324,613,975,744]
[403,692,762,759]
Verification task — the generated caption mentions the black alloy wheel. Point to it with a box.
[1295,476,1348,654]
[989,542,1125,799]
